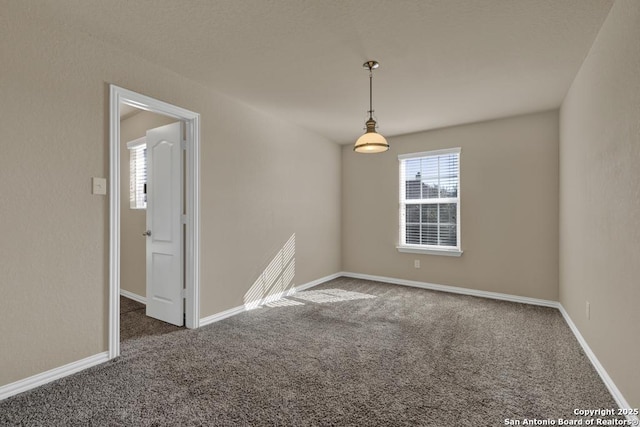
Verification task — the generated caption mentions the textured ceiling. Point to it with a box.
[32,0,613,143]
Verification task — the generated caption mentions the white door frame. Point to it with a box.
[108,85,200,359]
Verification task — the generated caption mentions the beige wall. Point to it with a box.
[120,110,177,298]
[342,111,559,301]
[559,0,639,408]
[0,5,341,386]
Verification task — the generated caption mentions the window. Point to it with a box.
[127,137,147,209]
[398,148,462,256]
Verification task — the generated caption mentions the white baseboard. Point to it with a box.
[558,305,639,422]
[0,351,109,401]
[199,272,341,327]
[120,289,146,305]
[295,272,343,292]
[198,305,247,327]
[340,271,559,308]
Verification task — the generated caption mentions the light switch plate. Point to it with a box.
[92,177,107,195]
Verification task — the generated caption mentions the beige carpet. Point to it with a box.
[0,278,622,426]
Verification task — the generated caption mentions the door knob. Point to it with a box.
[142,230,152,236]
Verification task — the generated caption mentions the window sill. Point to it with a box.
[396,246,463,257]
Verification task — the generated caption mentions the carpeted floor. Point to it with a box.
[0,278,623,426]
[120,296,183,342]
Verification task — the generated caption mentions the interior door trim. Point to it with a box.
[108,84,201,359]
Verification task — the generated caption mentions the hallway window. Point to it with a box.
[127,137,147,209]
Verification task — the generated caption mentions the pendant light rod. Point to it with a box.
[369,66,373,119]
[363,60,379,121]
[354,60,389,154]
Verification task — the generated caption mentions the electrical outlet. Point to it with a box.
[586,301,590,320]
[414,260,420,269]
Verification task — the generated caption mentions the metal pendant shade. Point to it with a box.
[354,60,389,153]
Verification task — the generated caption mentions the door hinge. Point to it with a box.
[181,214,187,224]
[181,140,187,150]
[181,289,186,299]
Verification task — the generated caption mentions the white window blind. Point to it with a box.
[399,148,461,252]
[127,137,147,209]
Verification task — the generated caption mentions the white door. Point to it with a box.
[145,122,184,326]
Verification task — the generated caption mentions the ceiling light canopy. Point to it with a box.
[354,60,389,154]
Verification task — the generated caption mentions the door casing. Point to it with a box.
[109,85,200,359]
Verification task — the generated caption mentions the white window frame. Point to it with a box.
[127,136,147,210]
[397,147,462,257]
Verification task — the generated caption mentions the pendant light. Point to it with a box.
[354,60,389,153]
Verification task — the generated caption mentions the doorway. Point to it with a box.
[120,112,182,340]
[109,85,201,359]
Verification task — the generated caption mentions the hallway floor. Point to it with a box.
[120,296,183,342]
